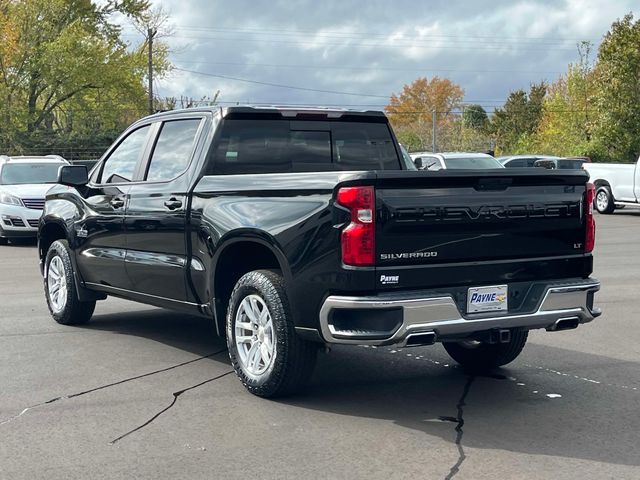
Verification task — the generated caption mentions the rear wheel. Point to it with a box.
[443,330,528,370]
[226,270,317,397]
[44,240,95,325]
[595,186,616,214]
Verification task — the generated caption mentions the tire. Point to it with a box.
[44,240,95,325]
[226,269,317,398]
[443,330,528,370]
[595,186,616,214]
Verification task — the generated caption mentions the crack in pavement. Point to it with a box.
[109,370,234,444]
[444,375,475,480]
[0,348,228,426]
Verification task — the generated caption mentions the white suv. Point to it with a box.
[0,155,69,243]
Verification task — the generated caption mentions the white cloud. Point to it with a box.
[144,0,636,109]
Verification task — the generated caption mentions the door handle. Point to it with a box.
[110,197,125,209]
[164,198,183,210]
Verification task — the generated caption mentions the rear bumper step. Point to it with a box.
[319,279,601,346]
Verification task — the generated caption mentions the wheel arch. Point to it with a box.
[38,220,69,266]
[211,233,291,335]
[592,178,611,189]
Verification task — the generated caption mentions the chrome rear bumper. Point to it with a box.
[319,279,601,346]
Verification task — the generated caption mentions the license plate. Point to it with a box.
[467,285,508,314]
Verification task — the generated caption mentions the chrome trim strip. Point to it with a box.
[81,248,126,261]
[319,279,600,346]
[124,250,186,269]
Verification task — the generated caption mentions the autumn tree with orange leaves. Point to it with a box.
[385,77,464,151]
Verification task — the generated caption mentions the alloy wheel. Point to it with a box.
[596,190,608,211]
[234,294,276,376]
[47,256,67,313]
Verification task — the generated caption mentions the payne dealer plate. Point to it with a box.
[467,285,508,314]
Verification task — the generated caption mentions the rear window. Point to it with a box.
[444,156,503,169]
[208,119,400,174]
[557,159,586,169]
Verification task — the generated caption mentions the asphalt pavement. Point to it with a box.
[1,211,639,480]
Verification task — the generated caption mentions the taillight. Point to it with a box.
[585,182,596,253]
[337,186,375,266]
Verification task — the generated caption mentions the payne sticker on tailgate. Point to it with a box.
[467,285,508,314]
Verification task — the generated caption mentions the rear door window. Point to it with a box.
[210,119,400,174]
[145,119,202,182]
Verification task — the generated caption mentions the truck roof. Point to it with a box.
[142,105,387,122]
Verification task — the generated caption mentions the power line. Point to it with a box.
[172,67,390,98]
[170,59,565,75]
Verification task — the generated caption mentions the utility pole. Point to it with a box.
[147,28,157,115]
[432,110,437,153]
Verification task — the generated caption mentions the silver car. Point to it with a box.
[0,155,69,243]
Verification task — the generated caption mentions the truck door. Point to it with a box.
[76,124,153,290]
[124,117,204,301]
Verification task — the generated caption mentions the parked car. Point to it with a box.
[498,155,560,168]
[0,155,69,243]
[583,156,640,213]
[38,106,600,397]
[410,152,504,170]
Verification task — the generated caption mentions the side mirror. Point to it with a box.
[413,157,423,169]
[58,165,88,187]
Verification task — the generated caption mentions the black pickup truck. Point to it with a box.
[38,106,601,397]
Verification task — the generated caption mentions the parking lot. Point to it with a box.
[0,211,638,480]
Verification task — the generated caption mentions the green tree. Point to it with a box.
[0,0,170,158]
[490,82,546,154]
[520,42,595,157]
[591,13,640,162]
[462,104,488,130]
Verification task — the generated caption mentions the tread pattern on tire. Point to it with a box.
[443,330,528,370]
[226,269,317,398]
[44,240,95,325]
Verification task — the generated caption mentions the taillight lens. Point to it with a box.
[585,182,596,253]
[337,186,375,266]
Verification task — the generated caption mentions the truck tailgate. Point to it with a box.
[374,170,590,290]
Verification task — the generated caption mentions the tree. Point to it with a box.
[591,13,640,162]
[386,77,464,150]
[462,104,488,130]
[0,0,170,158]
[528,43,596,157]
[490,82,547,154]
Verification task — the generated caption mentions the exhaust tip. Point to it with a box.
[547,317,580,332]
[405,332,436,347]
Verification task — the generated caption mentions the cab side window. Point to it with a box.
[145,119,202,182]
[99,126,151,183]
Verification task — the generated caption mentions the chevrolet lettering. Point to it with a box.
[392,202,580,223]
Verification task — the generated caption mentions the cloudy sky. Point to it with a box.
[120,0,636,111]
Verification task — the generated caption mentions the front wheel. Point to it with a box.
[443,330,528,370]
[595,186,616,214]
[226,270,317,398]
[44,240,95,325]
